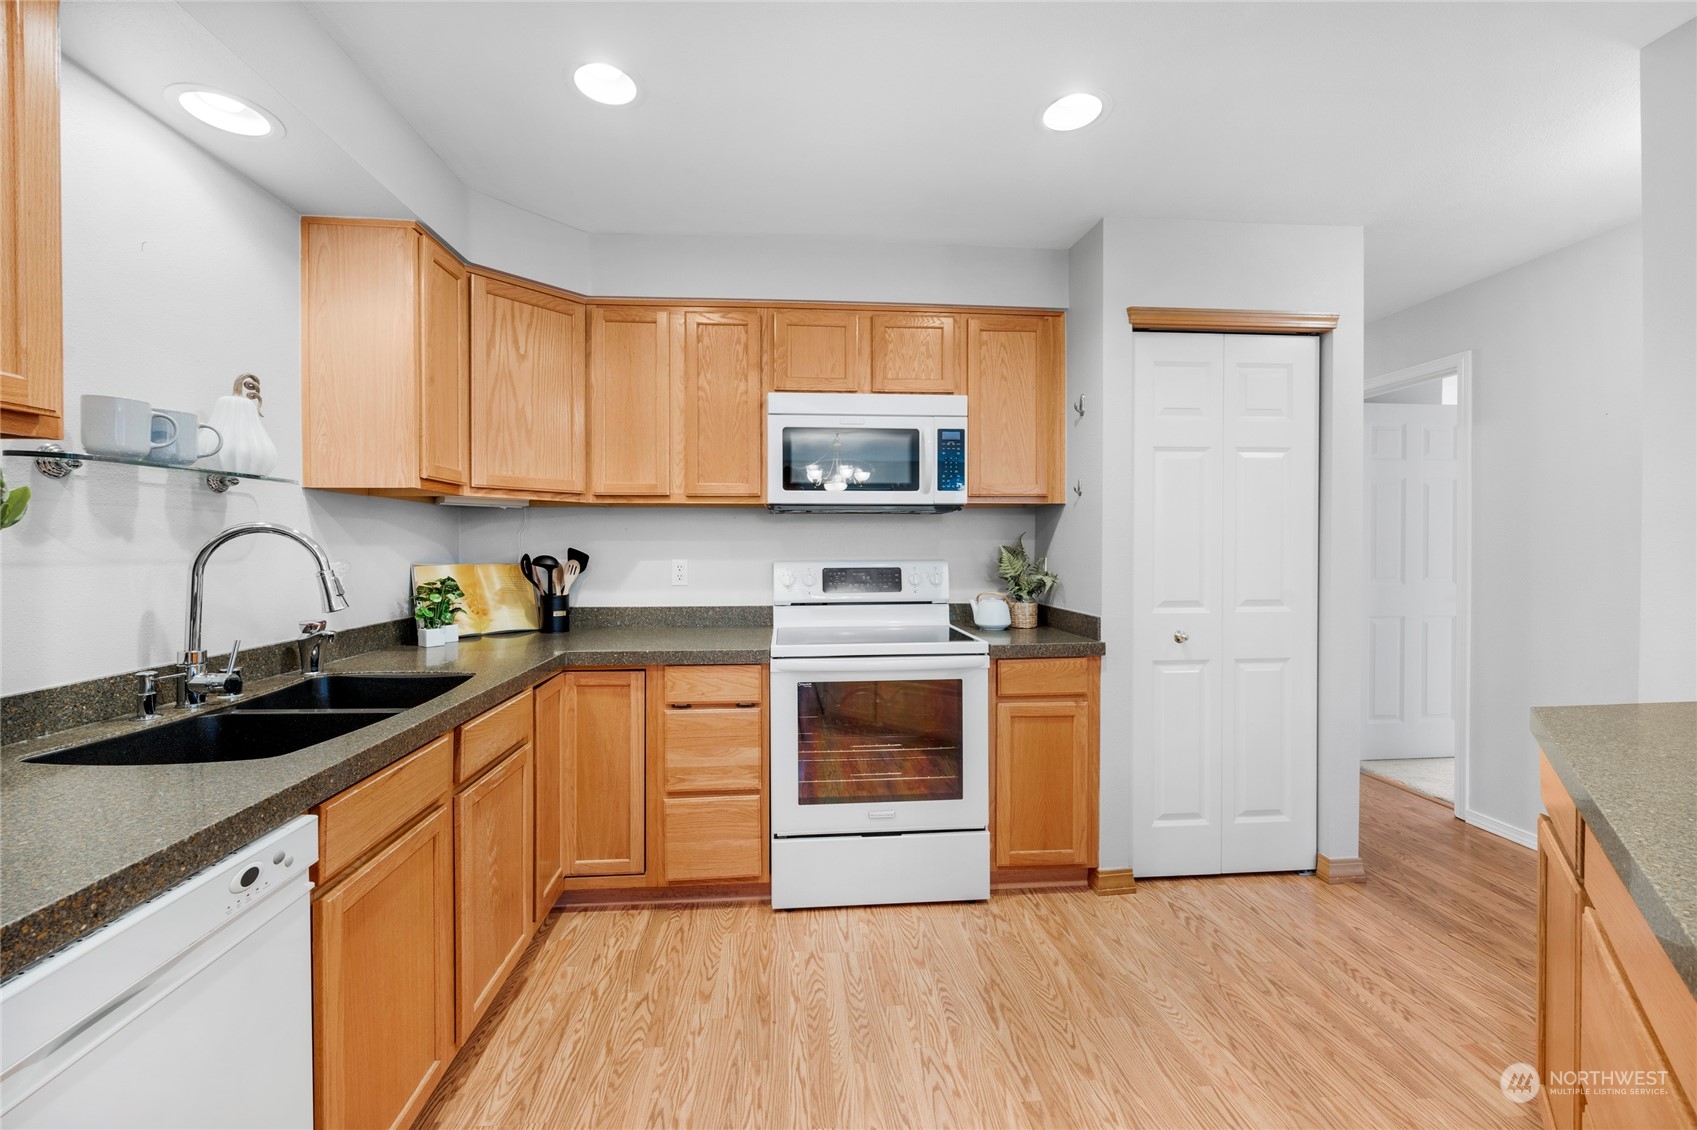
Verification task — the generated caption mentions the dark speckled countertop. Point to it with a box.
[2,617,1102,979]
[1532,702,1697,995]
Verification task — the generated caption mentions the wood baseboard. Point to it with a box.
[1088,868,1136,895]
[556,882,770,910]
[992,866,1090,891]
[1316,854,1367,884]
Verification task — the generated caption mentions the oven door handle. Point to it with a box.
[770,654,988,675]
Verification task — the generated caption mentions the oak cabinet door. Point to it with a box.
[0,0,62,440]
[313,805,454,1130]
[1537,817,1582,1130]
[1579,907,1696,1129]
[868,312,958,393]
[772,309,865,392]
[471,274,586,493]
[663,794,764,883]
[966,314,1062,502]
[532,675,566,923]
[679,309,764,498]
[589,305,672,496]
[454,745,533,1043]
[417,236,470,486]
[995,697,1093,867]
[563,670,647,875]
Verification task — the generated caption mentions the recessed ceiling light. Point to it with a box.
[1042,92,1105,132]
[573,63,638,106]
[165,84,281,137]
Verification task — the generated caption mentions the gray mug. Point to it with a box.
[147,409,223,467]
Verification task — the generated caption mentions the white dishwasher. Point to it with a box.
[1,815,319,1129]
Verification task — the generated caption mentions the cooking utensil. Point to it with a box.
[566,547,590,575]
[519,554,542,594]
[560,560,582,594]
[531,555,561,597]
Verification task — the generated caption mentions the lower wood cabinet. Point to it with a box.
[532,674,566,923]
[312,803,455,1130]
[1537,753,1697,1130]
[993,657,1099,869]
[1537,816,1582,1130]
[657,665,767,884]
[562,670,647,876]
[454,743,533,1043]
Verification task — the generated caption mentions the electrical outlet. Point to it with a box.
[671,559,688,586]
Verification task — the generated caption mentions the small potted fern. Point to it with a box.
[995,534,1058,629]
[413,576,466,648]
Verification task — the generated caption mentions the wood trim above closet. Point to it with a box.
[1125,307,1339,334]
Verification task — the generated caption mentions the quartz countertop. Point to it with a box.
[1532,701,1697,995]
[1,615,1103,980]
[0,626,767,980]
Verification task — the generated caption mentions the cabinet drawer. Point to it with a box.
[663,794,764,883]
[315,733,453,883]
[664,709,762,794]
[665,665,763,707]
[458,689,533,783]
[998,657,1092,698]
[1539,751,1582,874]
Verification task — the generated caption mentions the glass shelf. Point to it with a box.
[2,445,298,493]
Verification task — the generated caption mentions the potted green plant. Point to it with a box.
[995,534,1058,628]
[0,471,29,531]
[413,576,466,648]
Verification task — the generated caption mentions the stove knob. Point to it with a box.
[928,570,942,586]
[778,569,794,588]
[803,571,816,587]
[907,569,920,585]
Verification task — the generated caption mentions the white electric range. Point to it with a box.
[768,560,990,909]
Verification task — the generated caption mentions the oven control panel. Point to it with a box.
[774,560,949,603]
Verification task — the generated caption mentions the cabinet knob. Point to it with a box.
[1174,630,1189,644]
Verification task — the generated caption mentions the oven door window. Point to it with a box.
[796,679,963,804]
[781,427,920,493]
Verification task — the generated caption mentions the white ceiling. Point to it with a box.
[304,2,1691,318]
[63,2,1695,320]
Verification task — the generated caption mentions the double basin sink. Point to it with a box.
[24,674,473,767]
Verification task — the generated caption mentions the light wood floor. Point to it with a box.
[416,776,1540,1129]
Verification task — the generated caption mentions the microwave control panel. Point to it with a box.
[936,429,966,493]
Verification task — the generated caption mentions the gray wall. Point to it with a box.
[1366,222,1644,843]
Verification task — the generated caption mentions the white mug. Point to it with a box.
[147,409,222,467]
[81,395,177,459]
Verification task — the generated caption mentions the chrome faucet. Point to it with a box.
[298,620,337,675]
[182,522,348,709]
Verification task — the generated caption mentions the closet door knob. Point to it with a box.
[1173,631,1189,644]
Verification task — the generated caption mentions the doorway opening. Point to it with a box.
[1360,352,1473,820]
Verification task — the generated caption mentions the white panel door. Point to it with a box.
[1220,335,1318,873]
[1132,333,1224,877]
[1132,332,1319,877]
[1362,403,1458,759]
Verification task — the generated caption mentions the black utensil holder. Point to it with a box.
[539,594,570,633]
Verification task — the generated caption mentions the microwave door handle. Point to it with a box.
[919,427,932,496]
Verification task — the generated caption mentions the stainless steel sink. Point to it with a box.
[23,673,472,766]
[231,673,471,712]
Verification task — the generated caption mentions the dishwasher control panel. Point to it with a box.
[224,845,302,914]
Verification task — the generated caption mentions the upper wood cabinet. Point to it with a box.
[562,670,647,877]
[470,273,586,495]
[772,309,863,392]
[993,657,1099,869]
[869,312,960,394]
[418,239,470,485]
[302,219,468,494]
[588,305,671,496]
[679,308,764,499]
[1,0,62,439]
[967,313,1064,503]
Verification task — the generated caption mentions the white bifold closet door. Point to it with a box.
[1130,332,1319,877]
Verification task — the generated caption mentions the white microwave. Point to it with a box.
[766,393,967,513]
